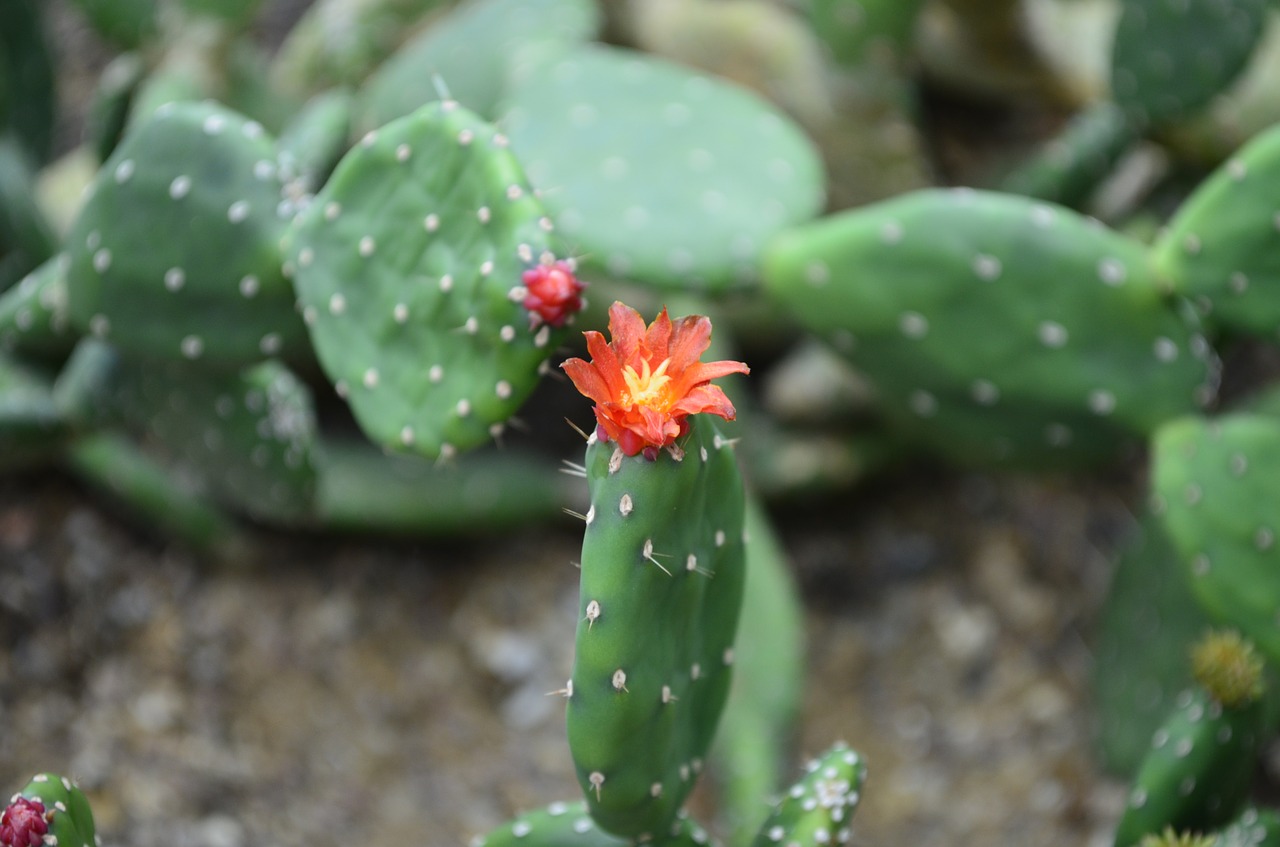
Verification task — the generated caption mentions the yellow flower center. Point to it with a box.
[622,358,673,408]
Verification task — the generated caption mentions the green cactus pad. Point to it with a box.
[286,99,570,459]
[12,773,97,847]
[1151,412,1280,666]
[1153,122,1280,339]
[566,415,747,839]
[750,742,868,847]
[0,135,58,280]
[1113,684,1265,847]
[1094,513,1216,777]
[0,254,72,358]
[1110,0,1269,126]
[359,0,600,128]
[0,0,56,165]
[107,356,320,523]
[475,802,712,847]
[763,188,1218,468]
[276,88,355,199]
[1002,102,1140,208]
[500,43,825,292]
[65,100,307,367]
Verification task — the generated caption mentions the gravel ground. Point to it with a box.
[1,464,1135,846]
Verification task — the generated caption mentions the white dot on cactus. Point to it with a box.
[489,380,511,401]
[1174,737,1194,758]
[334,379,349,398]
[240,275,260,298]
[298,247,315,268]
[477,206,492,224]
[328,293,346,315]
[456,399,472,417]
[227,201,251,224]
[972,254,1002,281]
[573,818,593,834]
[1045,423,1072,446]
[1192,553,1210,575]
[260,334,281,354]
[970,380,999,405]
[491,132,509,148]
[422,213,441,233]
[180,335,204,359]
[85,229,101,250]
[1179,777,1196,797]
[439,274,454,292]
[664,102,692,126]
[805,261,830,286]
[393,303,409,324]
[1230,453,1248,475]
[498,325,516,343]
[440,442,457,460]
[202,114,225,135]
[505,184,524,201]
[361,130,378,147]
[114,159,135,183]
[600,156,628,180]
[899,311,928,339]
[363,368,379,389]
[480,260,494,277]
[879,220,905,244]
[242,120,263,139]
[534,326,551,348]
[89,314,110,337]
[1189,334,1211,359]
[1037,321,1068,348]
[169,175,192,199]
[1097,258,1127,286]
[511,821,531,838]
[429,364,444,383]
[359,236,376,257]
[464,316,479,334]
[164,267,185,291]
[253,159,274,180]
[1153,336,1178,362]
[1029,204,1056,228]
[767,826,784,842]
[1183,233,1202,255]
[1228,271,1249,294]
[1256,527,1275,550]
[1218,726,1233,744]
[302,305,317,325]
[457,128,475,146]
[394,143,411,162]
[909,390,937,417]
[1228,158,1247,180]
[539,216,555,232]
[715,529,726,547]
[1088,390,1116,416]
[93,248,112,273]
[323,202,342,222]
[1184,483,1202,505]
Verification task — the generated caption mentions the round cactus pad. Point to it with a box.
[1110,0,1268,126]
[286,100,569,459]
[500,43,825,291]
[65,100,306,367]
[763,188,1218,468]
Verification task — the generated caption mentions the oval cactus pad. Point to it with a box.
[286,100,571,459]
[1152,412,1280,667]
[500,43,825,291]
[764,188,1218,468]
[65,100,306,367]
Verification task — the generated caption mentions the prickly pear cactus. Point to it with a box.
[286,99,576,459]
[2,773,97,847]
[1152,122,1280,339]
[0,254,71,357]
[1113,631,1268,847]
[749,742,868,847]
[763,188,1218,468]
[1110,0,1269,126]
[1094,512,1216,777]
[1002,102,1139,208]
[500,43,825,292]
[1214,807,1280,847]
[358,0,600,128]
[566,415,747,839]
[1151,411,1280,665]
[65,100,307,367]
[475,802,712,847]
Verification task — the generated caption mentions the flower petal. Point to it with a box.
[561,357,613,406]
[607,301,647,366]
[670,384,738,421]
[666,314,713,373]
[642,307,674,363]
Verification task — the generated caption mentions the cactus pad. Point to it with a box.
[0,254,71,357]
[1151,412,1280,666]
[763,188,1218,468]
[749,742,868,847]
[3,774,96,847]
[501,43,825,291]
[65,100,307,366]
[566,415,747,839]
[1153,122,1280,339]
[286,99,573,459]
[1110,0,1268,126]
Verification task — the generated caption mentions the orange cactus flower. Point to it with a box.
[561,301,749,459]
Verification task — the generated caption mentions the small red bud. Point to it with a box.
[1,797,49,847]
[520,260,585,329]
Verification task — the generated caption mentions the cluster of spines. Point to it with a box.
[750,742,867,847]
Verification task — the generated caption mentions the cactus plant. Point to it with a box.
[763,187,1218,468]
[749,742,867,847]
[286,98,577,459]
[1,774,97,847]
[474,802,711,847]
[560,302,749,838]
[1113,630,1269,847]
